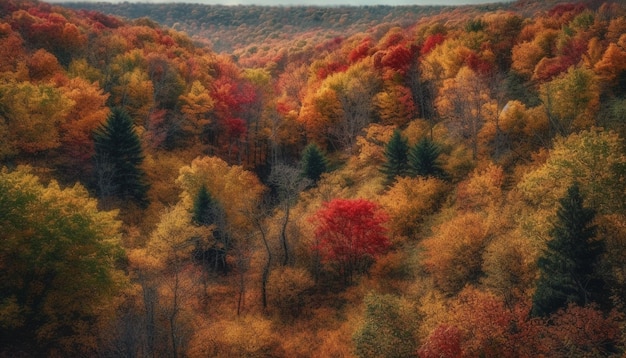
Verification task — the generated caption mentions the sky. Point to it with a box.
[47,0,515,7]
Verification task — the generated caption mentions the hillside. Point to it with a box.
[1,0,626,356]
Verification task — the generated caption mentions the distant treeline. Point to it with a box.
[60,3,494,51]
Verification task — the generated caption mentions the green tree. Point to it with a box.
[94,107,149,207]
[531,184,605,317]
[353,293,419,358]
[408,137,445,179]
[0,167,125,356]
[192,185,219,227]
[381,130,409,184]
[300,143,328,184]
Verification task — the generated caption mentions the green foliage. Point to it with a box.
[94,107,150,207]
[408,137,446,179]
[192,184,219,227]
[531,184,605,317]
[353,293,418,358]
[381,130,409,184]
[0,167,125,356]
[300,143,328,184]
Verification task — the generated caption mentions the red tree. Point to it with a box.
[312,198,390,283]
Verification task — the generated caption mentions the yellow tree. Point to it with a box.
[112,68,155,126]
[0,167,126,356]
[179,80,214,138]
[436,66,497,159]
[0,79,73,157]
[58,77,110,173]
[540,65,600,136]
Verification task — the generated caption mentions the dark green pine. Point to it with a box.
[531,183,605,317]
[192,185,218,226]
[301,143,328,184]
[94,107,150,207]
[408,137,445,179]
[381,130,409,184]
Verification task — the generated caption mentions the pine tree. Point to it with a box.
[381,130,409,184]
[408,137,445,179]
[94,107,149,207]
[192,185,217,226]
[301,143,328,184]
[531,184,605,317]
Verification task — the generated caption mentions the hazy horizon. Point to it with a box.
[46,0,515,7]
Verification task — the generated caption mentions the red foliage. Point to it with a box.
[145,109,168,150]
[79,10,123,29]
[316,61,348,80]
[348,37,372,63]
[420,33,445,56]
[418,325,463,358]
[312,199,390,281]
[225,117,247,140]
[548,3,586,19]
[464,52,494,75]
[381,44,413,74]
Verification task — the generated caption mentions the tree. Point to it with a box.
[353,293,419,358]
[269,163,311,266]
[93,107,150,207]
[300,143,328,184]
[540,65,599,136]
[311,198,390,284]
[0,167,125,356]
[408,137,445,179]
[381,130,409,185]
[531,184,605,317]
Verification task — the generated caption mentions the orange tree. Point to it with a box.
[311,198,390,284]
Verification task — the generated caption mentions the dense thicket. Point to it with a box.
[1,0,626,356]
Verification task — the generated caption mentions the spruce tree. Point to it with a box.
[192,185,217,226]
[408,137,445,179]
[381,130,409,184]
[301,143,328,183]
[94,107,149,207]
[531,183,605,317]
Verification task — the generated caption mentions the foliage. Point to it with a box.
[0,167,125,356]
[532,184,605,317]
[408,137,446,179]
[312,198,390,284]
[381,130,410,185]
[2,0,626,355]
[301,143,328,184]
[93,107,150,207]
[353,293,419,358]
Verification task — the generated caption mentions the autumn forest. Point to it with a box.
[1,0,626,356]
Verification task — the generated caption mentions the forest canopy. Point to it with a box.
[1,0,626,356]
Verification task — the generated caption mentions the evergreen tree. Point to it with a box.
[381,130,409,184]
[192,185,217,226]
[531,184,605,317]
[94,107,149,207]
[408,136,446,179]
[301,143,328,184]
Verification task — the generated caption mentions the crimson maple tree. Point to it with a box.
[312,198,390,284]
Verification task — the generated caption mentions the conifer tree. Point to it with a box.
[408,137,445,179]
[94,107,149,207]
[192,185,217,226]
[301,143,328,184]
[381,130,409,184]
[531,184,605,317]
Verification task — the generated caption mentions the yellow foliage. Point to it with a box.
[381,177,449,238]
[187,315,279,357]
[422,212,490,294]
[176,156,266,231]
[456,163,505,211]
